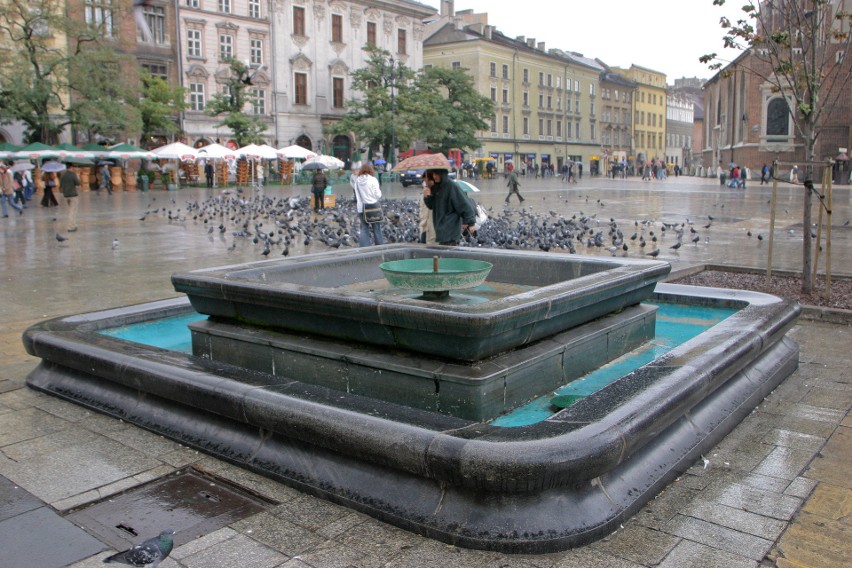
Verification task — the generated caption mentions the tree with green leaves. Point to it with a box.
[410,65,493,155]
[139,72,187,146]
[702,0,852,293]
[328,46,416,164]
[0,0,141,144]
[205,57,268,147]
[328,46,494,163]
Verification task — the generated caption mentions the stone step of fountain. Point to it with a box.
[189,303,657,421]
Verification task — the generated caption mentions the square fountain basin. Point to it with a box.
[171,245,670,361]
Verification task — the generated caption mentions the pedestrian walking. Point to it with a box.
[12,170,26,207]
[40,171,59,207]
[350,163,384,247]
[59,166,81,232]
[98,163,112,195]
[0,165,23,217]
[760,164,769,184]
[204,161,214,188]
[505,165,524,204]
[311,169,328,211]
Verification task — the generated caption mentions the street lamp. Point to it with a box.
[379,56,402,168]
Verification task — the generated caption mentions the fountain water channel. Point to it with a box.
[23,245,800,553]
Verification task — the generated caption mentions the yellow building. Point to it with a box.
[424,18,602,174]
[612,65,667,165]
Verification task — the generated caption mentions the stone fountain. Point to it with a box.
[23,244,800,552]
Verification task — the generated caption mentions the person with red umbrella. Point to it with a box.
[422,168,476,246]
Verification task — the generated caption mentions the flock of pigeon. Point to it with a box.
[131,190,724,259]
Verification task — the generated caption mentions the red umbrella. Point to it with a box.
[392,152,452,172]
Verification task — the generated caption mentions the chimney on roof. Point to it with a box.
[516,35,525,44]
[527,38,535,48]
[537,41,545,51]
[441,0,454,17]
[484,25,494,39]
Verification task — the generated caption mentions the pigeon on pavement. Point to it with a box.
[103,529,175,567]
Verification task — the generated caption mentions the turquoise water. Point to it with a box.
[491,302,737,426]
[97,312,207,353]
[97,302,736,426]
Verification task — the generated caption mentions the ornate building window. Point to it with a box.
[250,38,263,66]
[293,6,305,36]
[333,77,344,108]
[367,22,376,46]
[85,0,113,37]
[248,0,260,19]
[141,5,165,44]
[187,28,202,58]
[189,82,205,111]
[766,97,789,136]
[331,14,343,43]
[294,72,307,105]
[397,28,406,55]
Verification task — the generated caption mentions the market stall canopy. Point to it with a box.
[54,143,95,160]
[277,144,316,160]
[302,154,344,169]
[12,142,59,160]
[195,143,236,160]
[151,142,198,160]
[392,152,452,172]
[236,143,279,160]
[80,144,112,157]
[106,143,156,161]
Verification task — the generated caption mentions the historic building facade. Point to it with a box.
[174,0,434,153]
[423,15,602,173]
[665,90,694,171]
[612,65,666,166]
[701,1,852,182]
[598,69,636,170]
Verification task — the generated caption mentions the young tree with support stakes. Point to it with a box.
[702,0,852,293]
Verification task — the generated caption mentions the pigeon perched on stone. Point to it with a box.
[103,529,175,567]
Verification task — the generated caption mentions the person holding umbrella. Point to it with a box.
[310,167,328,211]
[40,168,60,207]
[422,168,476,246]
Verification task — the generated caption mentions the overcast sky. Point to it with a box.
[423,0,747,81]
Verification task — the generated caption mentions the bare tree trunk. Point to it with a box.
[802,181,813,293]
[802,129,815,293]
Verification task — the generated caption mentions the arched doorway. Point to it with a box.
[295,135,312,151]
[331,135,351,161]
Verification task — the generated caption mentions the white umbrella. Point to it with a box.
[151,142,198,160]
[41,161,67,173]
[195,143,236,160]
[236,143,278,160]
[11,161,35,172]
[277,144,316,160]
[304,154,344,169]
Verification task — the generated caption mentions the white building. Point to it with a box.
[177,0,436,156]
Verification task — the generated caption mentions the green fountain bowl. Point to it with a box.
[379,258,493,292]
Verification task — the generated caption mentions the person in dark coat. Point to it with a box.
[311,169,328,210]
[422,169,476,246]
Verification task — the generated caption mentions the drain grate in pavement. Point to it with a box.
[66,468,270,551]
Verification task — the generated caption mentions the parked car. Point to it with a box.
[400,169,457,187]
[400,169,425,187]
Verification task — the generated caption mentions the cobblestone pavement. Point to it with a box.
[0,175,849,567]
